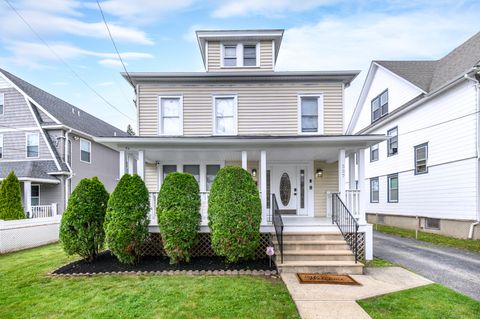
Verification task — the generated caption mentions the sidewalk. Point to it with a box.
[281,267,432,319]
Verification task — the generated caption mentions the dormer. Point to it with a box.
[196,29,284,72]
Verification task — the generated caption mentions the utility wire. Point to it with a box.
[3,0,134,121]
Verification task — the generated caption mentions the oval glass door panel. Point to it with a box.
[280,172,291,206]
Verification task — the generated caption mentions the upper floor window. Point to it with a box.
[370,177,379,203]
[371,90,388,122]
[414,143,428,174]
[0,134,3,159]
[243,45,256,66]
[159,96,183,136]
[387,127,398,156]
[298,95,323,134]
[221,43,258,67]
[213,95,237,135]
[0,93,4,115]
[80,138,91,163]
[26,132,39,158]
[387,174,399,203]
[223,45,237,66]
[370,144,379,162]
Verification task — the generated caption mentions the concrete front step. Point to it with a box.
[273,232,343,241]
[279,240,351,251]
[281,250,355,262]
[277,260,364,275]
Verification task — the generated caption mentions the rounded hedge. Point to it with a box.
[60,177,109,262]
[104,174,150,264]
[157,172,200,264]
[0,171,25,220]
[208,166,261,263]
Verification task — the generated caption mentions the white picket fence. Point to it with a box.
[30,204,58,218]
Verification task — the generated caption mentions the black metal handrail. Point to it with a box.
[272,194,284,264]
[332,193,360,263]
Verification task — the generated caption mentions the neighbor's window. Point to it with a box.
[370,144,379,162]
[415,143,428,174]
[223,45,237,66]
[31,185,40,206]
[299,96,322,133]
[370,177,379,203]
[0,93,4,115]
[371,90,388,122]
[387,174,399,203]
[80,139,91,163]
[26,132,39,158]
[159,97,183,135]
[243,45,257,66]
[183,165,200,184]
[162,165,177,181]
[387,127,398,156]
[213,96,237,135]
[0,134,3,159]
[206,165,220,191]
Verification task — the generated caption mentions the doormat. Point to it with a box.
[296,273,361,285]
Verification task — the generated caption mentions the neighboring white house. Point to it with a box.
[347,32,480,239]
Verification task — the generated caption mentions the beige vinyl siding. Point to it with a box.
[144,163,158,193]
[138,82,343,136]
[314,161,338,217]
[207,41,273,72]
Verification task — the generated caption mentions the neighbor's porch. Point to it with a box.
[21,180,60,218]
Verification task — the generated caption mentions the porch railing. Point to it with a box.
[345,189,361,219]
[148,191,209,225]
[331,193,360,263]
[29,204,58,218]
[148,192,158,224]
[272,194,284,264]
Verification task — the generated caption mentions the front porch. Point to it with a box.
[21,180,60,219]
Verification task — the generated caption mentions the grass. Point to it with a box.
[374,224,480,253]
[365,257,395,268]
[358,284,480,319]
[0,244,299,319]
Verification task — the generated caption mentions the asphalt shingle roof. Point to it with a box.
[0,161,59,181]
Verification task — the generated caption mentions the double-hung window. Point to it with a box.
[0,134,3,159]
[213,96,237,135]
[26,133,39,158]
[243,45,257,66]
[415,143,428,174]
[159,96,183,135]
[206,165,220,191]
[162,165,177,181]
[370,144,379,162]
[31,185,40,206]
[299,95,323,133]
[387,127,398,156]
[387,174,399,203]
[0,93,4,115]
[223,45,237,66]
[370,177,379,203]
[80,139,91,163]
[371,90,388,122]
[222,43,258,67]
[183,165,200,184]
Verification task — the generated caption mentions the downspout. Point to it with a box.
[464,67,480,239]
[64,130,73,210]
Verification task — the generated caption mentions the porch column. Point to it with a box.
[338,149,346,200]
[137,150,145,180]
[357,149,367,224]
[119,150,125,178]
[348,153,356,190]
[241,151,248,170]
[260,150,267,224]
[128,153,134,174]
[24,181,32,215]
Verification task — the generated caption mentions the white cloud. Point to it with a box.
[97,81,115,86]
[98,59,124,67]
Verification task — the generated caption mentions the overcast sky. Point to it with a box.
[0,0,479,132]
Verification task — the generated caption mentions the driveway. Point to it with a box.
[373,232,480,300]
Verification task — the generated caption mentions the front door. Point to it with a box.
[274,166,297,213]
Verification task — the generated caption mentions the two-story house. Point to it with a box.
[347,32,480,240]
[0,68,127,218]
[97,29,385,273]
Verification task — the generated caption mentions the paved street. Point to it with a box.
[374,232,480,300]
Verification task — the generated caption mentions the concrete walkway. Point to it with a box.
[281,267,432,319]
[374,232,480,300]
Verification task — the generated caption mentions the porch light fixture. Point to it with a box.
[251,168,257,177]
[315,168,324,178]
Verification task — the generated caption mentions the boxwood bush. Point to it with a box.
[0,171,25,220]
[208,166,262,262]
[59,177,109,262]
[104,174,150,264]
[157,172,200,264]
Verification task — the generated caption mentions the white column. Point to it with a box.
[338,149,346,200]
[24,181,32,215]
[260,150,267,224]
[348,153,356,190]
[119,150,125,178]
[137,150,145,180]
[128,154,134,174]
[357,149,366,224]
[241,151,248,170]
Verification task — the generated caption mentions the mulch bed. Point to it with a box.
[52,251,277,276]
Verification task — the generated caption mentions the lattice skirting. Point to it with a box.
[344,232,366,262]
[141,233,272,259]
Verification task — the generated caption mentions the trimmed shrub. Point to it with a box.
[104,174,150,264]
[208,166,262,262]
[157,172,200,264]
[0,171,25,220]
[59,177,109,262]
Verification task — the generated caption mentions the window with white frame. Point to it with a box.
[387,127,398,156]
[370,177,379,203]
[0,93,4,115]
[299,95,322,133]
[223,45,237,66]
[31,185,40,206]
[162,165,177,181]
[159,97,183,135]
[371,90,388,122]
[213,96,237,135]
[243,45,256,66]
[0,134,3,159]
[222,43,258,67]
[183,165,200,184]
[80,139,91,163]
[388,174,399,203]
[206,165,220,191]
[415,143,428,174]
[26,133,39,158]
[370,144,379,162]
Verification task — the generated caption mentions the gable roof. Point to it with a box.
[374,60,438,92]
[0,68,127,137]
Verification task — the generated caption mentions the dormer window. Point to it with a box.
[221,43,258,68]
[243,45,256,66]
[223,45,237,66]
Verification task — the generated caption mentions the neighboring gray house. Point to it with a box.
[0,68,127,218]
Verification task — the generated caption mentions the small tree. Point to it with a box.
[157,172,200,264]
[0,171,25,220]
[126,124,135,136]
[104,174,150,264]
[208,166,261,262]
[59,177,109,262]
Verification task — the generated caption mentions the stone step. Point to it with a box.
[273,232,344,241]
[281,250,355,262]
[278,240,350,251]
[276,260,364,275]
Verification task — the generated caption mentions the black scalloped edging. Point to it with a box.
[49,269,278,277]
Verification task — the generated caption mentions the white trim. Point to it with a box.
[158,161,224,190]
[0,133,3,159]
[0,127,40,133]
[260,150,267,224]
[220,42,260,68]
[157,95,184,136]
[205,41,209,70]
[136,84,140,135]
[31,184,40,206]
[79,138,91,164]
[212,94,238,136]
[271,40,275,68]
[0,92,4,115]
[297,94,324,135]
[25,132,40,159]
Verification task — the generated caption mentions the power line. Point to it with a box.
[3,0,134,122]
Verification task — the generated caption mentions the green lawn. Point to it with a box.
[365,257,395,268]
[0,244,299,319]
[375,224,480,253]
[358,284,480,319]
